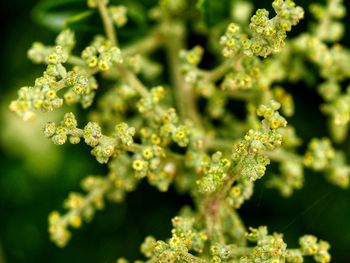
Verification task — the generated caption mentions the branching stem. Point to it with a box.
[96,0,118,46]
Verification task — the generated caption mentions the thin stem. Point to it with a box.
[266,148,303,163]
[163,21,202,128]
[96,0,117,46]
[122,29,163,57]
[116,65,149,97]
[68,56,86,67]
[204,137,235,152]
[203,59,233,82]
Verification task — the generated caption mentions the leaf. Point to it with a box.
[32,0,88,32]
[196,0,231,27]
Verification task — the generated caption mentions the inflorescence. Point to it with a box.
[9,0,350,261]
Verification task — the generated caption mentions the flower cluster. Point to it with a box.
[9,0,350,261]
[9,29,108,120]
[220,0,304,58]
[299,235,331,263]
[228,178,254,208]
[49,176,110,247]
[108,5,128,28]
[310,0,346,42]
[196,151,231,194]
[304,138,335,171]
[140,215,207,262]
[320,84,350,143]
[44,112,80,145]
[232,100,287,181]
[303,138,349,188]
[180,45,204,84]
[268,159,304,197]
[81,36,123,71]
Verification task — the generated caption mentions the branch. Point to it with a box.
[96,0,117,46]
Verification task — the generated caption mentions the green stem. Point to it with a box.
[266,148,303,163]
[122,29,163,57]
[96,0,117,46]
[116,65,149,97]
[163,21,202,128]
[203,59,233,82]
[68,56,86,67]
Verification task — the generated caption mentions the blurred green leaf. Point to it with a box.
[197,0,230,27]
[32,0,88,31]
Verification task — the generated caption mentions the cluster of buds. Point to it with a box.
[115,122,136,147]
[63,69,98,108]
[247,0,304,57]
[232,101,286,181]
[153,107,191,148]
[321,85,350,143]
[221,71,253,91]
[136,86,166,113]
[215,57,259,115]
[257,100,288,129]
[48,176,111,247]
[46,116,130,164]
[132,145,168,188]
[106,155,138,202]
[84,121,120,163]
[299,235,331,263]
[325,151,349,188]
[221,0,303,58]
[28,29,75,64]
[268,159,304,197]
[9,82,63,121]
[304,138,349,188]
[220,23,246,58]
[44,112,80,145]
[108,5,128,28]
[180,45,204,83]
[242,226,287,262]
[146,161,177,192]
[227,178,254,208]
[304,138,335,171]
[310,0,346,42]
[9,29,103,120]
[81,36,123,71]
[273,87,295,117]
[296,36,350,82]
[141,216,207,261]
[196,151,231,194]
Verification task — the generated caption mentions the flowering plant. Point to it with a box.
[9,0,350,262]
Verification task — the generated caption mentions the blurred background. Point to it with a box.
[0,0,349,262]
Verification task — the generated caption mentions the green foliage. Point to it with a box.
[6,0,350,262]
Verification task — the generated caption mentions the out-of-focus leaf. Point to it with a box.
[32,0,87,31]
[113,0,149,41]
[196,0,230,27]
[65,10,98,32]
[32,0,151,39]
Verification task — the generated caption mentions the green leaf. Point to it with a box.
[197,0,231,27]
[32,0,88,32]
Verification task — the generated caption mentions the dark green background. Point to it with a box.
[0,0,349,262]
